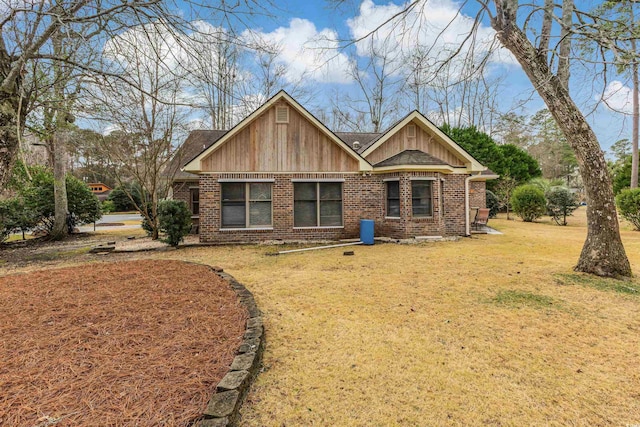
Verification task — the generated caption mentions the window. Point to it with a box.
[439,179,444,217]
[294,182,342,227]
[190,188,200,215]
[412,180,433,217]
[221,182,272,228]
[275,106,289,123]
[386,181,400,217]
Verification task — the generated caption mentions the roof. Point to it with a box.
[166,130,227,180]
[334,132,381,154]
[374,150,450,167]
[361,111,486,172]
[182,90,373,173]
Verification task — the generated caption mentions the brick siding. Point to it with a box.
[196,172,481,243]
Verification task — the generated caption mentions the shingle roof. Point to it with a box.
[166,130,227,180]
[374,150,450,167]
[334,132,381,154]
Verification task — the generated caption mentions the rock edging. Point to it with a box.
[196,268,265,427]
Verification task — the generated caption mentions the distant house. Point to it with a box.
[169,91,497,243]
[87,183,112,202]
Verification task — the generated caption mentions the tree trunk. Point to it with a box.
[492,5,631,277]
[0,94,19,188]
[49,130,69,240]
[631,38,639,188]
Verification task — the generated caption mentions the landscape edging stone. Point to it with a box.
[197,267,265,427]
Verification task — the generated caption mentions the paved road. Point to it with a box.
[96,213,143,224]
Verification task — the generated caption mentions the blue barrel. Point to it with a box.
[360,219,375,245]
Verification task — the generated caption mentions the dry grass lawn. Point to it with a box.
[145,207,640,426]
[2,208,639,425]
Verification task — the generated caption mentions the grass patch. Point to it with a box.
[491,289,560,309]
[26,246,92,261]
[556,273,640,295]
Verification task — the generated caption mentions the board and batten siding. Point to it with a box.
[200,101,360,172]
[364,122,466,167]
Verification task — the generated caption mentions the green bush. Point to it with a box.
[0,197,39,242]
[546,186,578,226]
[158,200,192,246]
[23,169,102,232]
[108,184,142,212]
[511,185,546,222]
[485,190,499,218]
[615,188,640,230]
[101,200,115,213]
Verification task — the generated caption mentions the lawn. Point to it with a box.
[147,207,640,426]
[2,208,639,425]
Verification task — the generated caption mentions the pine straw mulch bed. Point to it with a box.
[0,259,247,426]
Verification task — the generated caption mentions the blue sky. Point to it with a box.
[189,0,634,155]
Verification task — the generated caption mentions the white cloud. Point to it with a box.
[242,18,353,84]
[602,80,633,114]
[347,0,516,79]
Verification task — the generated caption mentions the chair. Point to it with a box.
[472,208,490,231]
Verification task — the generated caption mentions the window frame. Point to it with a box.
[384,179,401,219]
[189,186,200,216]
[220,182,273,229]
[293,181,344,228]
[411,178,434,218]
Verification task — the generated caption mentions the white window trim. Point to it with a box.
[382,178,400,182]
[293,226,344,230]
[291,178,345,182]
[220,227,274,232]
[218,178,275,183]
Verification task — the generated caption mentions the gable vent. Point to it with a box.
[407,124,416,137]
[275,106,289,123]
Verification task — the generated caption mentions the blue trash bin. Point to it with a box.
[360,219,375,245]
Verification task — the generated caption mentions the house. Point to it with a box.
[170,91,497,243]
[87,182,112,202]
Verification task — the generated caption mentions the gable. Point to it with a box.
[364,121,467,166]
[183,91,371,173]
[362,113,485,172]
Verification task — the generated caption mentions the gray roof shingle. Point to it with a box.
[374,150,450,167]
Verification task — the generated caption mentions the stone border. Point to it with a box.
[196,267,265,427]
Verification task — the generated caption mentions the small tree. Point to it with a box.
[158,200,192,247]
[495,176,517,220]
[511,185,546,222]
[616,188,640,230]
[108,184,143,212]
[546,187,579,226]
[486,190,499,218]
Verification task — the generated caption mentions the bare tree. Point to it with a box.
[488,0,630,276]
[86,23,189,239]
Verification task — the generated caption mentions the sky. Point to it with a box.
[100,0,635,156]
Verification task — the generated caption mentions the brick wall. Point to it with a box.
[197,172,478,243]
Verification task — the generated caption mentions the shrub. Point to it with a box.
[511,185,546,222]
[108,184,142,212]
[616,188,640,230]
[0,197,39,242]
[158,200,192,246]
[546,186,578,226]
[485,190,499,218]
[22,169,102,233]
[101,200,115,213]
